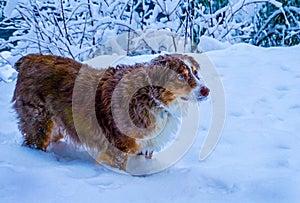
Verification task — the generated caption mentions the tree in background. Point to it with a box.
[176,0,229,51]
[0,0,299,63]
[253,0,300,46]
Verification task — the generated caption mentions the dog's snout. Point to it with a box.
[200,86,210,97]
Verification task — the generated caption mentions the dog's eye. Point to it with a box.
[177,74,185,81]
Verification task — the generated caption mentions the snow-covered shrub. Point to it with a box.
[0,1,4,19]
[2,0,102,60]
[0,0,299,65]
[252,0,300,46]
[93,29,193,56]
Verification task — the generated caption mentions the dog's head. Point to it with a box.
[150,54,210,105]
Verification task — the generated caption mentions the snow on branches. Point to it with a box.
[0,0,299,64]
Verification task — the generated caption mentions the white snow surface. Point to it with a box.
[1,43,300,202]
[198,36,231,52]
[0,51,18,83]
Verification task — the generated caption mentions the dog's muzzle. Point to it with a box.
[194,85,210,101]
[200,86,210,97]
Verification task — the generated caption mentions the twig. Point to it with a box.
[209,0,215,38]
[60,0,72,46]
[79,12,88,49]
[184,0,190,52]
[0,52,11,65]
[87,0,95,45]
[127,0,134,55]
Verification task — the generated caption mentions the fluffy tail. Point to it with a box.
[14,54,39,72]
[12,54,41,102]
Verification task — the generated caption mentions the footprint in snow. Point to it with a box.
[87,178,123,190]
[275,86,289,91]
[277,160,289,168]
[276,144,291,150]
[229,111,242,117]
[280,65,290,72]
[289,104,300,110]
[199,177,238,194]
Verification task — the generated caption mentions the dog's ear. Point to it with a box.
[157,56,167,67]
[159,59,167,67]
[152,55,167,67]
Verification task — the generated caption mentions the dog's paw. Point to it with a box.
[137,150,154,159]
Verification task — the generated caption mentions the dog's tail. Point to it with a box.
[14,54,39,72]
[12,54,42,103]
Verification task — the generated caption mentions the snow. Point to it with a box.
[92,29,192,56]
[1,43,300,202]
[0,51,18,83]
[0,64,17,83]
[3,0,19,18]
[198,36,231,52]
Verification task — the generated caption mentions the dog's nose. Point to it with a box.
[200,86,210,97]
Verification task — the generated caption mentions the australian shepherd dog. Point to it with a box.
[12,54,209,171]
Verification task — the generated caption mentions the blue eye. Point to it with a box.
[178,75,185,81]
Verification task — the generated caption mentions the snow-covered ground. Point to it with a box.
[0,43,300,202]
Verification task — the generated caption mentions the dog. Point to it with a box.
[12,54,210,171]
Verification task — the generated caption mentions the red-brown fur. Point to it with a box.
[12,54,208,169]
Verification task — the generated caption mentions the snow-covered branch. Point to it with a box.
[0,0,299,67]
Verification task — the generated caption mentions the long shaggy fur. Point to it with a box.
[12,54,208,170]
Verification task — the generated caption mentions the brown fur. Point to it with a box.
[13,54,206,170]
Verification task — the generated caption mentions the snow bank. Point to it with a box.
[92,29,193,57]
[0,51,18,83]
[198,36,231,52]
[0,64,17,83]
[3,0,20,18]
